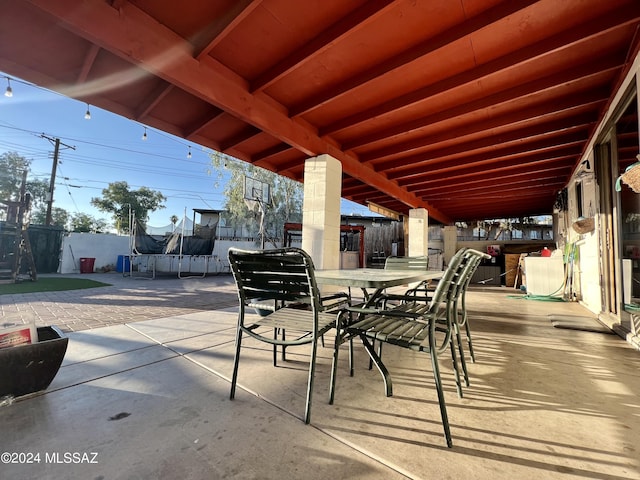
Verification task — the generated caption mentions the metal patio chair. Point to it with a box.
[453,250,490,358]
[379,249,488,387]
[228,247,346,424]
[447,249,488,387]
[330,248,470,447]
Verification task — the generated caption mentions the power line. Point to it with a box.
[56,164,81,214]
[0,76,240,221]
[0,122,213,167]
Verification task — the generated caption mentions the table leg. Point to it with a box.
[360,334,393,397]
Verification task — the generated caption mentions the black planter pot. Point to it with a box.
[0,326,68,398]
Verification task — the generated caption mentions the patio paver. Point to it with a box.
[0,274,638,479]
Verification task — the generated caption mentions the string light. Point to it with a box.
[187,146,192,158]
[84,103,91,120]
[4,78,12,97]
[142,126,148,141]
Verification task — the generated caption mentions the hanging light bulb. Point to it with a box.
[4,78,13,97]
[84,103,91,120]
[142,127,148,141]
[187,146,192,158]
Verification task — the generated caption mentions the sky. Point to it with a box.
[0,73,372,230]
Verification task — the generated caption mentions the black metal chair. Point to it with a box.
[228,247,346,424]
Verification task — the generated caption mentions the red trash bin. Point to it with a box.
[79,257,95,273]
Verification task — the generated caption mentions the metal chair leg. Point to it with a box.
[449,334,463,399]
[349,337,354,376]
[456,323,470,387]
[230,329,244,400]
[329,324,341,405]
[430,334,453,448]
[304,338,319,424]
[272,328,277,366]
[465,318,476,363]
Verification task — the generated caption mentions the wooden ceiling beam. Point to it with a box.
[387,129,589,181]
[76,43,100,84]
[349,148,577,207]
[250,0,395,92]
[424,183,567,204]
[252,143,295,163]
[184,110,226,138]
[23,0,452,223]
[320,8,638,135]
[438,202,555,221]
[363,93,604,167]
[356,91,605,160]
[375,118,592,173]
[431,184,562,204]
[219,126,262,152]
[413,164,572,193]
[348,54,622,152]
[289,0,539,117]
[135,82,174,121]
[392,141,583,184]
[419,175,570,201]
[342,184,374,197]
[192,0,262,59]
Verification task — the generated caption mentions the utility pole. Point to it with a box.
[41,135,75,226]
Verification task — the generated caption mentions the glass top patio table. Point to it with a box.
[315,268,442,289]
[316,268,445,391]
[315,268,443,305]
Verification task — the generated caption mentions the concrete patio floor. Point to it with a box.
[1,276,639,479]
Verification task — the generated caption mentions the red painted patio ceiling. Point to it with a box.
[1,0,639,224]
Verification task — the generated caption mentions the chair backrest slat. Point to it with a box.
[228,247,320,312]
[384,256,429,271]
[427,248,468,308]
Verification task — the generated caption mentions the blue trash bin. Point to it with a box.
[116,255,131,273]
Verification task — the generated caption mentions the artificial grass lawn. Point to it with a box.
[0,277,111,295]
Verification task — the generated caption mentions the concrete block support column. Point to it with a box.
[408,208,429,257]
[301,154,342,270]
[443,225,458,265]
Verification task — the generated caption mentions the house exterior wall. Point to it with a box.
[563,149,601,314]
[563,49,640,348]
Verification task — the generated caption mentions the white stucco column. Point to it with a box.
[443,225,458,265]
[408,208,429,257]
[301,154,342,270]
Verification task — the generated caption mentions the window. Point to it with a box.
[575,181,584,218]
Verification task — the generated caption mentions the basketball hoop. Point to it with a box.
[243,175,273,249]
[243,176,271,209]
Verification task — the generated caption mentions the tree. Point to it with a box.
[209,153,303,245]
[0,151,30,202]
[23,178,51,214]
[0,151,61,222]
[31,207,69,228]
[170,214,179,231]
[90,181,166,234]
[69,213,109,233]
[474,217,538,240]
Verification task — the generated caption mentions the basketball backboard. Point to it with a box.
[243,176,272,207]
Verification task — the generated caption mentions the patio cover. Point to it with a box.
[1,0,639,223]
